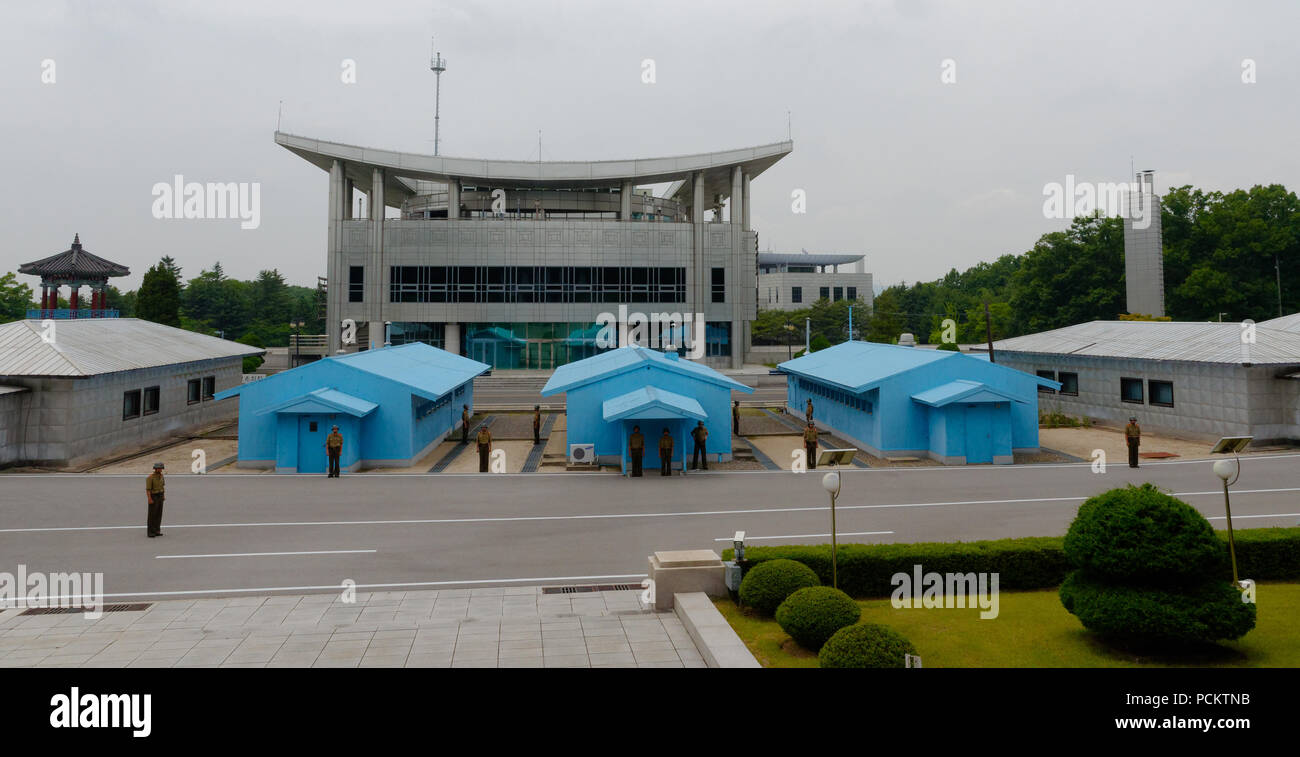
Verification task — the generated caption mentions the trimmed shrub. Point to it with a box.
[819,624,917,669]
[738,559,820,615]
[1059,484,1256,645]
[775,587,860,651]
[720,526,1300,599]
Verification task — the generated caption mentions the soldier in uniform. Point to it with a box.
[659,428,674,476]
[806,398,815,423]
[461,405,470,445]
[533,405,542,445]
[1125,416,1141,468]
[803,421,819,470]
[691,421,709,470]
[325,425,343,478]
[145,462,166,538]
[732,400,741,436]
[629,425,644,477]
[477,424,493,472]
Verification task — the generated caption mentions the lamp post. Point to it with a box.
[784,321,794,361]
[291,320,303,368]
[822,468,842,589]
[1213,458,1242,587]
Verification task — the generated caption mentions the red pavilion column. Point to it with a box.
[69,286,78,313]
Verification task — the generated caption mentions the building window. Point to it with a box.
[1037,370,1056,393]
[1121,377,1144,404]
[847,287,857,301]
[705,322,731,357]
[819,287,830,301]
[389,265,686,305]
[123,390,142,420]
[1058,372,1079,396]
[187,379,201,405]
[791,287,802,304]
[833,287,843,302]
[1149,380,1174,407]
[349,266,364,303]
[143,386,160,415]
[711,267,725,303]
[202,376,215,400]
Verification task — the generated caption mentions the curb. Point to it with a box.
[672,592,761,668]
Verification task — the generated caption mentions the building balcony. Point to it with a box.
[27,309,120,319]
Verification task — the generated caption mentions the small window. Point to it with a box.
[711,267,725,303]
[833,287,843,302]
[819,287,830,301]
[349,266,364,303]
[1036,370,1056,393]
[1121,377,1144,404]
[847,287,857,301]
[123,390,141,420]
[1149,380,1174,407]
[791,286,802,304]
[143,386,160,415]
[187,379,201,404]
[309,421,318,432]
[1058,372,1079,396]
[202,376,215,400]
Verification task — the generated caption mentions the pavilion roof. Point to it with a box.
[18,235,130,279]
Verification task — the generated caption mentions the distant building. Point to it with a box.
[779,341,1055,464]
[757,252,872,313]
[214,343,489,473]
[540,347,753,473]
[981,318,1300,441]
[0,319,261,468]
[1124,171,1165,317]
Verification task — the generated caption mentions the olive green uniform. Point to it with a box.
[691,424,709,470]
[1125,421,1141,468]
[803,425,819,470]
[145,472,165,537]
[659,432,673,476]
[806,399,814,423]
[477,427,492,472]
[629,431,644,477]
[533,409,542,445]
[732,403,740,435]
[461,409,470,444]
[325,430,343,477]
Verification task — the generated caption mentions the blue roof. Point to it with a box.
[778,341,955,392]
[602,385,707,422]
[911,380,1025,407]
[215,343,490,402]
[540,346,754,395]
[255,387,378,417]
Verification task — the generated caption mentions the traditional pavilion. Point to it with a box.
[18,234,130,317]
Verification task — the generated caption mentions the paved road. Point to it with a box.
[1,454,1297,601]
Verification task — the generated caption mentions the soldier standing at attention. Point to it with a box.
[806,398,814,423]
[145,462,166,538]
[628,425,645,477]
[461,405,471,445]
[732,400,741,436]
[1125,416,1141,469]
[533,405,542,445]
[691,421,709,470]
[477,423,493,472]
[803,421,819,470]
[325,425,343,478]
[659,428,674,477]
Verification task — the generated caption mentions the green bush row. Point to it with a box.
[723,527,1300,598]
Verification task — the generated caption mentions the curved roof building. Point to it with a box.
[276,131,793,369]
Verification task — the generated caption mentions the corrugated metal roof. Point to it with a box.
[911,380,1027,407]
[779,341,955,392]
[331,343,490,398]
[540,347,754,395]
[986,320,1300,365]
[602,385,707,422]
[1259,312,1300,335]
[0,319,262,377]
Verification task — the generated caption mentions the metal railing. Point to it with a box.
[26,309,119,319]
[289,334,328,349]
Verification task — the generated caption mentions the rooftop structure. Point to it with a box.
[756,251,872,313]
[0,318,259,377]
[18,234,129,318]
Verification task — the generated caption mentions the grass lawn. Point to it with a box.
[715,582,1300,668]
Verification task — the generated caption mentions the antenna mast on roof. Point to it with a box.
[430,38,447,156]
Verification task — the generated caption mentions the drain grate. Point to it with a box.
[541,584,641,595]
[20,603,151,616]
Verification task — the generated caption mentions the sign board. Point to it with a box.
[1211,436,1253,454]
[817,448,857,467]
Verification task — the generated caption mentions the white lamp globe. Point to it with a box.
[822,471,841,494]
[1212,459,1235,481]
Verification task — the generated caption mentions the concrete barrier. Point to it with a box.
[673,592,761,668]
[647,550,727,611]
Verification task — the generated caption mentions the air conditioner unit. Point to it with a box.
[568,444,596,465]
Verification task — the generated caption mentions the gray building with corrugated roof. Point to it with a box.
[975,318,1300,442]
[0,319,262,468]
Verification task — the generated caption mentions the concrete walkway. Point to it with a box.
[0,588,706,668]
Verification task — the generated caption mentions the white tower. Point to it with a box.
[430,39,447,156]
[1124,170,1165,317]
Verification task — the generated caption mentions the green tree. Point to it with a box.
[136,260,182,326]
[1009,214,1125,334]
[0,272,34,323]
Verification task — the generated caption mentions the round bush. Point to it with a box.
[819,624,917,669]
[775,586,861,651]
[738,559,820,616]
[1059,572,1256,645]
[1063,483,1227,584]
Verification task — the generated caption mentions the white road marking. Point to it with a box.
[3,573,651,603]
[714,530,892,541]
[1207,512,1300,520]
[3,487,1298,534]
[155,549,377,559]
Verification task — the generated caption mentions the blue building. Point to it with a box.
[540,347,753,473]
[779,342,1057,465]
[214,343,489,473]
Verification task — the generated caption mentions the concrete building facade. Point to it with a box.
[276,132,793,370]
[757,252,873,313]
[1124,170,1165,317]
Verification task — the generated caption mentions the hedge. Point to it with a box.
[723,527,1300,599]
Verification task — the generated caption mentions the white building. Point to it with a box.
[756,252,872,312]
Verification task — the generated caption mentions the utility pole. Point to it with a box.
[430,39,447,156]
[1276,252,1284,318]
[984,300,996,363]
[805,317,810,354]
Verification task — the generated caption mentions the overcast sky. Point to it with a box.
[2,0,1298,292]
